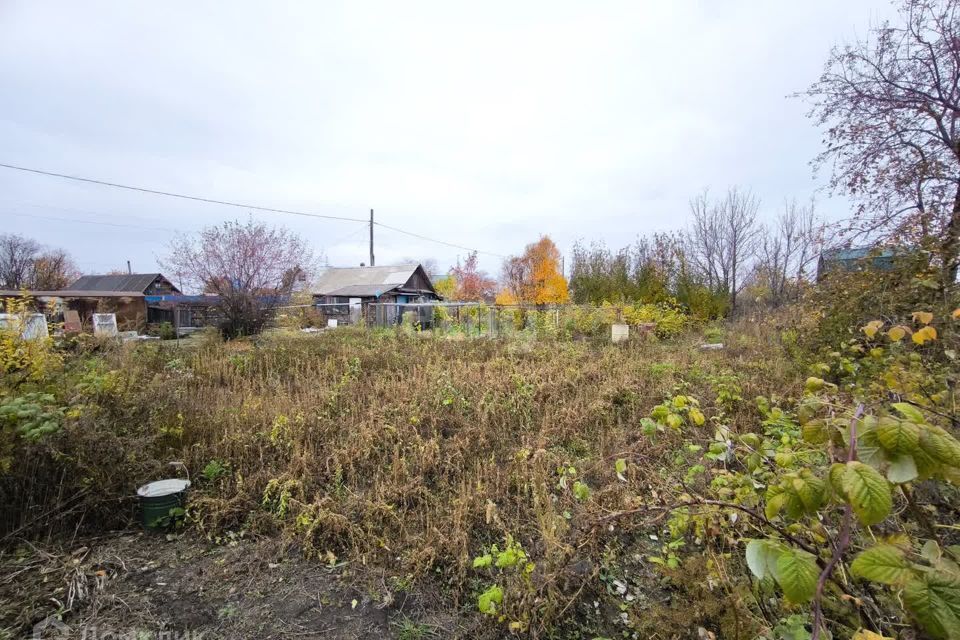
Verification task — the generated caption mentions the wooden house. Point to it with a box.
[312,264,440,324]
[57,273,182,329]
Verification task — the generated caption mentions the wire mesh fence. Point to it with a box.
[362,302,673,341]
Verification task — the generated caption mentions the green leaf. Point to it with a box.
[801,419,830,445]
[572,480,590,501]
[876,417,920,455]
[887,455,919,484]
[903,573,960,639]
[775,451,795,468]
[891,402,925,424]
[477,584,503,614]
[772,547,819,603]
[615,458,627,481]
[495,547,521,568]
[921,540,943,564]
[841,462,892,526]
[850,544,911,585]
[857,426,889,467]
[912,446,942,480]
[640,417,658,435]
[792,472,826,513]
[919,425,960,468]
[741,433,761,449]
[745,539,781,580]
[472,554,492,569]
[651,405,669,422]
[828,462,847,497]
[764,486,791,520]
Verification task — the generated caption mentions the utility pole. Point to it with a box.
[369,209,375,267]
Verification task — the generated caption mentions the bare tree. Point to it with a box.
[0,234,79,291]
[0,234,41,289]
[802,0,960,284]
[162,219,315,337]
[723,187,760,310]
[688,189,728,292]
[31,249,80,290]
[755,198,825,304]
[399,256,440,275]
[420,257,439,275]
[688,187,760,310]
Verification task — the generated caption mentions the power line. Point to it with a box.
[2,198,208,229]
[0,161,507,259]
[373,221,506,258]
[0,162,367,223]
[6,210,180,233]
[327,222,370,246]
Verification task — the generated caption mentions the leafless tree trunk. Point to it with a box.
[0,234,41,290]
[0,234,79,292]
[689,187,760,312]
[724,187,760,310]
[755,198,824,305]
[688,189,727,292]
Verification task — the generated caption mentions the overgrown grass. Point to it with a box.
[2,323,804,636]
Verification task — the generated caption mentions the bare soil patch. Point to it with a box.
[2,532,466,639]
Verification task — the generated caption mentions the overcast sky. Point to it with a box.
[0,1,895,277]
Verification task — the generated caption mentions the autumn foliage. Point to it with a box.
[449,252,496,301]
[496,236,569,305]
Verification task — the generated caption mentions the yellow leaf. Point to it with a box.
[887,326,908,342]
[912,311,933,325]
[953,308,960,320]
[689,408,706,426]
[851,630,893,640]
[861,320,883,339]
[912,325,937,345]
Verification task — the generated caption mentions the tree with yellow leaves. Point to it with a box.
[496,236,569,305]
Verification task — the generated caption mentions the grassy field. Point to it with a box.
[4,310,957,639]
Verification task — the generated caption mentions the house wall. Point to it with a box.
[401,267,439,297]
[68,297,147,331]
[315,294,376,324]
[144,277,180,295]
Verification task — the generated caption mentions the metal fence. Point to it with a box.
[363,302,637,339]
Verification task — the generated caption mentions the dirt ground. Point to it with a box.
[1,532,467,639]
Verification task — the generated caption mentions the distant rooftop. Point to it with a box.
[312,264,421,297]
[820,247,898,262]
[64,273,180,295]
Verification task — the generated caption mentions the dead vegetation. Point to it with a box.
[2,323,807,638]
